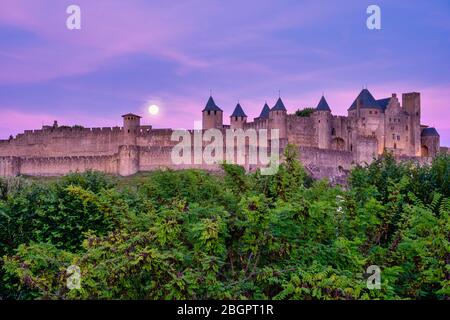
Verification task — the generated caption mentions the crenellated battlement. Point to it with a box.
[14,126,124,140]
[0,89,444,178]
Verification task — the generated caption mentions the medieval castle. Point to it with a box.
[0,88,446,181]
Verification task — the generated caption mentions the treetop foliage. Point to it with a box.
[0,148,449,300]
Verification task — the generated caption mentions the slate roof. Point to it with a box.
[122,113,142,118]
[258,103,271,119]
[231,103,247,117]
[316,96,331,111]
[421,127,439,137]
[271,97,287,111]
[376,98,391,110]
[202,96,223,112]
[348,89,385,111]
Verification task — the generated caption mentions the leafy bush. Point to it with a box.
[1,151,449,300]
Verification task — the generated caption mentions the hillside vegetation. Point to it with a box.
[0,146,449,300]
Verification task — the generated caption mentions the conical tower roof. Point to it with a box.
[202,96,222,112]
[316,96,331,111]
[231,103,247,117]
[258,103,271,119]
[271,97,287,111]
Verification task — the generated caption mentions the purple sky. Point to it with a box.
[0,0,449,145]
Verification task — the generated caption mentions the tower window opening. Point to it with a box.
[397,135,400,141]
[214,111,217,115]
[207,111,210,115]
[394,143,397,149]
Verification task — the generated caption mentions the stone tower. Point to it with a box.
[122,113,141,145]
[314,96,332,149]
[347,89,384,157]
[230,103,247,130]
[269,97,287,140]
[120,113,141,176]
[202,96,223,130]
[403,92,421,156]
[421,127,440,157]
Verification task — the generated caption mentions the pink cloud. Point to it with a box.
[0,0,208,83]
[0,0,357,84]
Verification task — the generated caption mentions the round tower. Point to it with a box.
[269,97,287,140]
[314,96,332,149]
[202,96,223,130]
[119,113,141,176]
[420,127,440,157]
[230,103,247,130]
[122,113,141,145]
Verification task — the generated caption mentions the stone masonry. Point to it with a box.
[0,89,444,181]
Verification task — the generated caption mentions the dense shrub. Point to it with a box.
[0,150,449,300]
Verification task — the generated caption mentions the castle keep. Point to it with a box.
[0,89,444,180]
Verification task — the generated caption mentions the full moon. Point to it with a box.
[148,104,159,115]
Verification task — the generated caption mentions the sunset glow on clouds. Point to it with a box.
[0,0,449,145]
